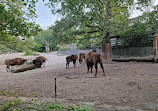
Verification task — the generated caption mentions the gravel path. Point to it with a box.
[0,52,158,110]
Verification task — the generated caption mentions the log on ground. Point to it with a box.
[11,64,41,73]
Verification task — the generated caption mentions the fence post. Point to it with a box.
[55,78,57,103]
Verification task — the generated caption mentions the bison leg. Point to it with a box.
[6,65,10,72]
[79,59,82,64]
[87,64,90,73]
[90,64,93,73]
[94,63,98,76]
[73,60,76,67]
[99,62,105,76]
[66,62,69,69]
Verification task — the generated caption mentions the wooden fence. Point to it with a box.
[112,47,153,58]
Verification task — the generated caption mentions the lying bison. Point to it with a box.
[85,52,105,76]
[5,58,28,72]
[66,54,78,69]
[79,53,85,64]
[33,56,47,67]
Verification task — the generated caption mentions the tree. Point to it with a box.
[34,29,59,51]
[120,3,158,47]
[0,0,43,52]
[0,1,42,39]
[47,0,154,44]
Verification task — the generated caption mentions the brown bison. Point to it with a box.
[85,52,105,76]
[66,54,78,69]
[5,58,28,72]
[79,53,85,64]
[33,56,47,67]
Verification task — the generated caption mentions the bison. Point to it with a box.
[85,52,105,76]
[66,54,78,69]
[79,53,85,64]
[5,58,28,72]
[33,56,47,67]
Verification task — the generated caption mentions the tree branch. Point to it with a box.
[86,24,101,30]
[75,29,101,35]
[98,0,103,4]
[76,34,101,40]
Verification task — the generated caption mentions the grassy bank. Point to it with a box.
[0,99,93,111]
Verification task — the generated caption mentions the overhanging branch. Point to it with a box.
[75,29,101,35]
[86,24,101,30]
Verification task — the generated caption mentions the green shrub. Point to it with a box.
[60,47,70,51]
[24,49,34,56]
[53,47,59,51]
[33,43,43,52]
[0,44,16,54]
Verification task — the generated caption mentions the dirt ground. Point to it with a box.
[0,52,158,110]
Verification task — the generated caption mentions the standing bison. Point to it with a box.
[85,52,105,76]
[66,54,78,69]
[79,53,85,64]
[5,58,28,72]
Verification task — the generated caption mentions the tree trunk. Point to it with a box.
[101,43,112,60]
[11,64,41,73]
[153,23,158,62]
[45,41,50,53]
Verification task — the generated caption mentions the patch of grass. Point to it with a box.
[0,100,93,111]
[60,47,70,51]
[2,91,10,96]
[0,44,16,54]
[0,90,16,97]
[23,49,39,56]
[0,90,25,97]
[23,49,34,56]
[0,100,22,111]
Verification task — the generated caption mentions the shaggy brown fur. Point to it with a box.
[85,52,105,76]
[33,56,47,67]
[79,53,85,64]
[5,58,28,72]
[66,54,78,69]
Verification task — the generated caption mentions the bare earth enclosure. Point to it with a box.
[0,52,158,110]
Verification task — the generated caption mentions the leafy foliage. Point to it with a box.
[0,99,93,111]
[34,28,60,51]
[0,2,42,38]
[0,0,42,53]
[0,44,16,54]
[47,0,154,47]
[120,4,158,47]
[121,22,155,47]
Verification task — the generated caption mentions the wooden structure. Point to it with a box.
[153,23,158,62]
[101,43,112,60]
[112,57,154,62]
